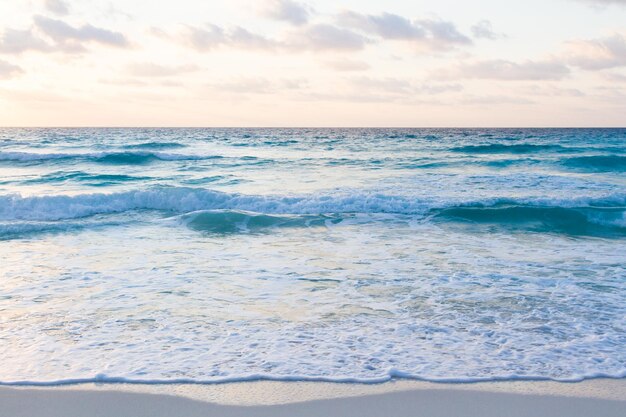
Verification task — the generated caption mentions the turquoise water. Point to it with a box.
[0,128,624,384]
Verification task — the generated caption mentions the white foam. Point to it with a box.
[0,187,624,221]
[2,371,625,386]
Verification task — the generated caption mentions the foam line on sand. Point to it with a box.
[1,379,624,417]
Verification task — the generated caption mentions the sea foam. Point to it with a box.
[1,187,625,221]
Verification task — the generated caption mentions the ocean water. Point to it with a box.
[0,128,624,385]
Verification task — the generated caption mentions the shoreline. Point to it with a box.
[1,379,624,417]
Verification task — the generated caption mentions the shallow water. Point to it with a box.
[0,128,624,384]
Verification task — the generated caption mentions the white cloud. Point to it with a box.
[446,59,570,80]
[126,63,199,77]
[183,24,275,51]
[323,59,370,71]
[261,0,311,26]
[337,11,471,50]
[43,0,70,16]
[522,85,586,97]
[603,72,626,81]
[184,24,225,50]
[418,83,464,94]
[0,59,23,78]
[471,20,503,40]
[0,16,129,55]
[33,15,129,47]
[349,77,463,96]
[0,28,51,54]
[229,27,276,49]
[181,21,366,53]
[206,76,307,95]
[173,9,470,55]
[339,11,423,40]
[289,23,369,51]
[565,33,626,69]
[461,95,534,105]
[349,76,412,94]
[574,0,626,6]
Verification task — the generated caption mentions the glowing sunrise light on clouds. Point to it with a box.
[0,0,625,126]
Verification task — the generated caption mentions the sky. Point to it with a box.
[0,0,625,127]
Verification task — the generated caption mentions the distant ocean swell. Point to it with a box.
[1,150,626,173]
[449,143,578,154]
[121,141,188,149]
[0,151,217,164]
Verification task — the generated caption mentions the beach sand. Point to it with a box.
[1,379,624,417]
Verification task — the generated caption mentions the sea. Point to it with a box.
[0,128,624,385]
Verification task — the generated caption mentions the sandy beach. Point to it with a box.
[1,379,624,417]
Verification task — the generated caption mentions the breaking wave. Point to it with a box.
[1,187,624,238]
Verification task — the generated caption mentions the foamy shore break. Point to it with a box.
[1,379,625,417]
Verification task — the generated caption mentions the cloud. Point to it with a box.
[184,24,225,50]
[445,59,570,80]
[338,11,471,50]
[323,59,370,71]
[0,28,51,54]
[420,20,472,46]
[261,0,311,26]
[297,81,453,104]
[229,27,276,49]
[417,83,464,95]
[174,11,466,55]
[289,23,369,51]
[0,16,130,55]
[461,95,534,105]
[339,11,423,40]
[181,21,366,53]
[522,85,586,97]
[574,0,626,6]
[0,59,24,78]
[98,77,184,88]
[350,76,412,94]
[471,20,503,40]
[33,15,129,47]
[206,76,307,95]
[183,24,275,51]
[349,77,463,96]
[565,33,626,69]
[43,0,70,16]
[603,72,626,81]
[126,63,199,77]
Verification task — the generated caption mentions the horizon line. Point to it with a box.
[1,126,625,129]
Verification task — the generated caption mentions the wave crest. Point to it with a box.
[563,155,626,172]
[177,210,341,234]
[1,187,625,220]
[432,205,626,237]
[121,142,187,149]
[450,144,574,154]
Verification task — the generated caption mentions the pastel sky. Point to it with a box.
[1,0,625,126]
